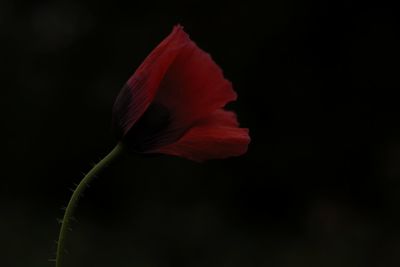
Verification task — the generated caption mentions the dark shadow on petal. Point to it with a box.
[121,102,185,152]
[112,83,134,139]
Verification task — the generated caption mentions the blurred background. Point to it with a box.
[1,0,400,266]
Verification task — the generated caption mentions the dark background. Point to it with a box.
[1,0,400,266]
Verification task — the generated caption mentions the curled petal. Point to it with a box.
[152,110,250,162]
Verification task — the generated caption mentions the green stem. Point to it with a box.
[56,142,125,267]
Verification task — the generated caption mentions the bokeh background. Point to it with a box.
[1,0,400,266]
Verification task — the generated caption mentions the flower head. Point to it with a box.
[112,25,250,162]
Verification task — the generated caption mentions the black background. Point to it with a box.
[1,0,400,266]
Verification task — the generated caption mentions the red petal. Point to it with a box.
[112,25,190,137]
[153,33,237,131]
[152,110,250,162]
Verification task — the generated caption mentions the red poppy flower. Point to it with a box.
[112,25,250,162]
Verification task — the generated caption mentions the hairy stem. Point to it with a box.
[56,143,125,267]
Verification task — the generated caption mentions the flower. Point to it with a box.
[112,25,250,162]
